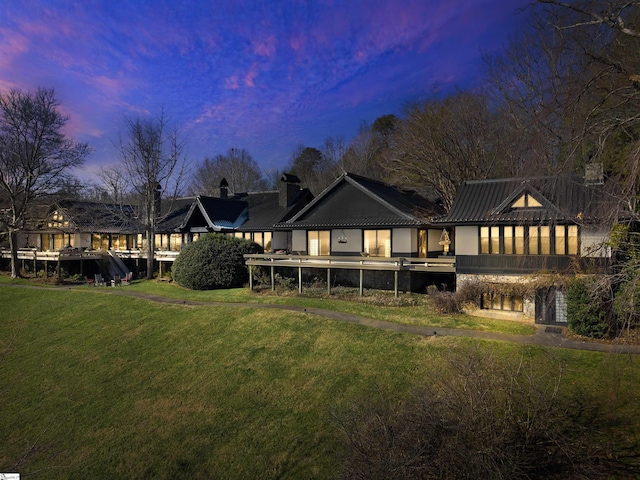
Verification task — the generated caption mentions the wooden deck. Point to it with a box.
[244,254,455,296]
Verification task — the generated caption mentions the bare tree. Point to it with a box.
[97,164,127,204]
[341,122,383,178]
[0,87,89,277]
[188,148,264,195]
[489,1,640,200]
[118,109,187,280]
[387,91,504,208]
[320,135,347,172]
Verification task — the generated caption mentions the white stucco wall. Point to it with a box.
[291,230,307,254]
[75,233,91,249]
[454,226,478,255]
[581,227,610,257]
[392,228,413,255]
[331,229,362,254]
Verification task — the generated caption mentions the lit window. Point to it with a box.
[490,226,500,254]
[512,194,542,208]
[540,226,550,255]
[529,226,539,254]
[308,230,330,256]
[514,226,525,254]
[555,225,565,255]
[364,230,391,257]
[480,226,489,254]
[418,230,427,258]
[504,227,513,254]
[567,225,578,255]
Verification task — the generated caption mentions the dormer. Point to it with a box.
[491,182,556,216]
[510,193,542,209]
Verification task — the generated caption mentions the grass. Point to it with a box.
[123,280,537,335]
[1,282,639,478]
[0,274,535,335]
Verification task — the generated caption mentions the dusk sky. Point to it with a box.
[1,0,531,182]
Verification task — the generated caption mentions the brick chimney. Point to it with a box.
[279,173,301,207]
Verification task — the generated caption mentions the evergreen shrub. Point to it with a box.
[172,234,263,290]
[567,277,608,338]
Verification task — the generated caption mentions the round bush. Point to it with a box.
[172,234,263,290]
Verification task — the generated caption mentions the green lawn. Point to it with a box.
[124,280,537,335]
[1,284,638,478]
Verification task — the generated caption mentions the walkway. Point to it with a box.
[4,283,640,354]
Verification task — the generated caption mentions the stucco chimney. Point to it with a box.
[219,178,229,199]
[279,173,301,207]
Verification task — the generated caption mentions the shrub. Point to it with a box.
[567,277,608,338]
[428,290,462,314]
[172,234,263,290]
[334,345,622,479]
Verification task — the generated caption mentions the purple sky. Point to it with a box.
[1,0,530,182]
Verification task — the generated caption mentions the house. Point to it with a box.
[176,173,313,252]
[247,172,452,293]
[5,173,313,280]
[433,172,622,324]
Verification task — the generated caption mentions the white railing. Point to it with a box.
[244,253,455,272]
[243,253,455,296]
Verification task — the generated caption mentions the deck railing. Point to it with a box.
[243,253,456,296]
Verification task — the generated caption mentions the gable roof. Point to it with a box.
[42,200,139,234]
[275,172,445,229]
[178,195,248,231]
[434,175,620,225]
[233,188,313,231]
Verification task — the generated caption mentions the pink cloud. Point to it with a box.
[252,34,277,58]
[225,76,239,90]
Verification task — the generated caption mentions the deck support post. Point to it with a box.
[249,264,253,290]
[327,268,331,295]
[270,264,275,291]
[359,269,363,297]
[394,270,399,298]
[298,266,302,293]
[56,258,61,280]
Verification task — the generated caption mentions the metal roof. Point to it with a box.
[275,172,444,229]
[434,175,621,225]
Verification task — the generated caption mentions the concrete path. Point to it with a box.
[4,284,640,354]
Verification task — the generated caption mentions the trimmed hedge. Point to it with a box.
[172,234,263,290]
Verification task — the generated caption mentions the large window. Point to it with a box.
[482,293,524,312]
[234,231,272,251]
[364,229,391,257]
[481,225,578,255]
[308,230,330,256]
